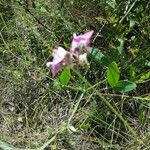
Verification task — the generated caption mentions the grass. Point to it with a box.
[0,0,150,149]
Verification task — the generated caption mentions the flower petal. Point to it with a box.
[78,53,88,65]
[47,47,71,76]
[52,47,68,64]
[50,62,63,76]
[71,30,94,53]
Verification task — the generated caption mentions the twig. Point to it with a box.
[119,0,139,24]
[93,21,107,43]
[67,93,84,130]
[100,93,150,101]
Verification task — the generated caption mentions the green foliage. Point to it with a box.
[59,67,71,85]
[106,0,116,9]
[0,140,15,150]
[136,71,150,83]
[106,61,137,92]
[117,38,124,55]
[113,80,137,93]
[107,61,120,87]
[0,0,150,149]
[87,47,104,64]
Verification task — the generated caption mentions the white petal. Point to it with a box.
[78,53,88,65]
[46,62,53,67]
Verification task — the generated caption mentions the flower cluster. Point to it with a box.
[46,31,94,76]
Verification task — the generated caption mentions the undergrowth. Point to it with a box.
[0,0,150,149]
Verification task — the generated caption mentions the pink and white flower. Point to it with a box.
[46,47,70,76]
[46,31,94,76]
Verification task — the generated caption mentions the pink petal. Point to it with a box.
[50,62,63,76]
[52,47,68,64]
[70,30,94,53]
[46,47,70,76]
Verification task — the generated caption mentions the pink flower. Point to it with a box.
[46,47,70,76]
[46,31,94,76]
[70,30,94,53]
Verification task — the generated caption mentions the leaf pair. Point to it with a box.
[58,59,137,93]
[107,62,137,93]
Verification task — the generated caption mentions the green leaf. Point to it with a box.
[113,80,137,93]
[59,67,71,85]
[53,78,61,90]
[0,140,15,150]
[40,6,47,13]
[80,123,91,131]
[106,0,116,9]
[117,39,124,54]
[138,104,146,123]
[145,60,150,67]
[136,71,150,83]
[87,47,104,64]
[129,19,136,28]
[107,62,120,87]
[129,66,136,81]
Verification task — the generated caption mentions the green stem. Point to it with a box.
[62,85,84,92]
[68,93,84,126]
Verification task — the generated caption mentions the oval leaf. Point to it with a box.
[113,80,137,93]
[117,38,124,55]
[107,62,120,87]
[59,67,71,85]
